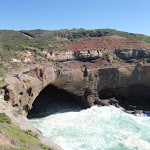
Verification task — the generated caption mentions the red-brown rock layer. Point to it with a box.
[66,35,150,51]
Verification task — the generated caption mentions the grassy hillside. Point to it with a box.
[0,28,150,79]
[0,113,51,150]
[21,28,150,42]
[1,28,150,51]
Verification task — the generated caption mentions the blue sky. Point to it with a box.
[0,0,150,35]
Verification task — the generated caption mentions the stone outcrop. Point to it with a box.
[41,36,150,62]
[2,62,150,115]
[42,49,102,61]
[96,66,150,109]
[74,50,102,60]
[115,49,150,60]
[3,63,56,116]
[52,65,150,109]
[42,50,74,60]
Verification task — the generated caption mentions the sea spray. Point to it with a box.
[29,105,150,150]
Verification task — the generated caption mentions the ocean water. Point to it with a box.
[28,104,150,150]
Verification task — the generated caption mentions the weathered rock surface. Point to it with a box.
[2,62,150,115]
[115,49,150,60]
[42,49,102,61]
[4,63,56,116]
[41,36,150,62]
[1,60,150,150]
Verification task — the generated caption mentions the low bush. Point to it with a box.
[0,69,8,77]
[0,113,12,124]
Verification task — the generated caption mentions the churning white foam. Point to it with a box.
[29,105,150,150]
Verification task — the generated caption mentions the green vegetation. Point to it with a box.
[0,69,8,77]
[30,49,45,57]
[83,64,88,68]
[105,52,120,63]
[0,113,50,150]
[19,44,26,49]
[0,113,12,124]
[56,63,63,68]
[0,47,22,76]
[0,48,15,63]
[11,62,20,69]
[0,63,8,77]
[0,28,150,57]
[13,148,28,150]
[0,79,4,85]
[1,28,150,52]
[28,28,150,43]
[135,58,148,64]
[0,28,150,77]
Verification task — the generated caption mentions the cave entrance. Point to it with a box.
[98,85,150,111]
[27,84,83,119]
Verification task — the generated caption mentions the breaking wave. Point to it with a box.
[29,104,150,150]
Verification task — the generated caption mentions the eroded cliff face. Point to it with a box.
[115,49,150,60]
[52,65,150,110]
[41,35,150,62]
[42,49,102,61]
[97,66,150,109]
[2,62,150,115]
[3,63,56,116]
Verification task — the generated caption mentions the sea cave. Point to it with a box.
[27,84,83,119]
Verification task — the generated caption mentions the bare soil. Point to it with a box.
[65,35,150,52]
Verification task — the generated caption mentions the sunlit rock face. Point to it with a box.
[3,62,150,115]
[115,49,150,60]
[42,49,102,61]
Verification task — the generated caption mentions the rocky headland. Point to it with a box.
[1,35,150,115]
[2,62,150,116]
[1,29,150,149]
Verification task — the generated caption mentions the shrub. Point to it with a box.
[11,62,20,69]
[135,58,147,64]
[19,44,26,50]
[30,49,44,57]
[57,64,63,68]
[0,113,12,124]
[62,48,68,52]
[0,122,50,149]
[0,49,12,63]
[39,143,49,150]
[0,69,8,77]
[83,64,88,68]
[0,80,4,85]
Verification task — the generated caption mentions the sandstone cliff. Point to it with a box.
[2,62,150,115]
[1,29,150,150]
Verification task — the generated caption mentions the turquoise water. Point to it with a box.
[29,105,150,150]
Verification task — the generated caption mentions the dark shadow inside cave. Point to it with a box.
[27,84,83,119]
[98,85,150,111]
